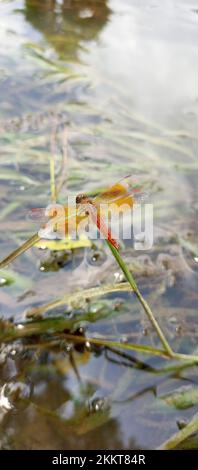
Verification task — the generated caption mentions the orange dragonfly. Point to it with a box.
[0,175,148,269]
[29,175,148,250]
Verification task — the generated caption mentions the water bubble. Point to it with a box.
[10,349,16,356]
[79,9,93,19]
[0,344,22,364]
[169,316,177,324]
[119,335,128,344]
[114,272,123,282]
[64,344,73,353]
[114,299,124,311]
[88,250,107,267]
[175,325,183,335]
[142,327,149,336]
[85,341,91,351]
[0,384,13,411]
[87,397,107,414]
[2,382,31,410]
[177,419,188,430]
[76,327,85,335]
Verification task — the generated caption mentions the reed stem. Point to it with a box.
[106,241,174,357]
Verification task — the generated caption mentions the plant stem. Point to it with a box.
[0,233,40,269]
[158,412,198,449]
[106,241,174,357]
[50,154,57,203]
[0,320,169,358]
[50,119,58,203]
[26,282,131,318]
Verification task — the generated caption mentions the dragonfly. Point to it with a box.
[0,175,148,269]
[29,175,147,248]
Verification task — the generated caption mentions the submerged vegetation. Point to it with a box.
[0,0,198,451]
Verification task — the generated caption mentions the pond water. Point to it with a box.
[0,0,198,450]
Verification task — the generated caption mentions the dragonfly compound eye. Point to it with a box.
[76,194,87,204]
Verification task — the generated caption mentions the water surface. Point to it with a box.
[0,0,198,450]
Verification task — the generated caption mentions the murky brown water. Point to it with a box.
[0,0,198,450]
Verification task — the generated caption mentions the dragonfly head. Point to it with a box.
[76,194,88,204]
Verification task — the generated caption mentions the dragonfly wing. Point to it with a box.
[26,208,55,239]
[93,179,129,204]
[27,208,48,225]
[93,174,151,207]
[28,206,84,240]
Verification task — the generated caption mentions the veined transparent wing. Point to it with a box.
[92,174,150,208]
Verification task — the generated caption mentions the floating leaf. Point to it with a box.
[35,235,91,251]
[161,385,198,410]
[0,269,33,289]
